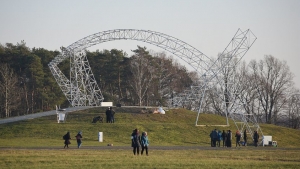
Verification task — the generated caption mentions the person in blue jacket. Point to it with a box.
[212,129,218,147]
[141,131,149,156]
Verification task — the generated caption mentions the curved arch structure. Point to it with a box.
[48,29,256,107]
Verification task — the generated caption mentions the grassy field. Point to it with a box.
[1,149,300,169]
[0,107,300,168]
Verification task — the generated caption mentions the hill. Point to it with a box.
[0,107,299,148]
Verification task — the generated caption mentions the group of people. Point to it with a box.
[131,128,149,156]
[210,129,260,147]
[105,107,115,123]
[63,131,83,148]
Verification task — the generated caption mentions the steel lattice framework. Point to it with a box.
[49,28,262,143]
[48,29,219,106]
[168,29,257,113]
[49,29,261,142]
[165,29,260,142]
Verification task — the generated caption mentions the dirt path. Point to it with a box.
[1,145,296,151]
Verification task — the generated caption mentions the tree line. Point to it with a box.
[0,42,193,118]
[202,55,300,129]
[0,42,299,129]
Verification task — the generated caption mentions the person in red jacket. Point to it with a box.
[235,130,241,147]
[75,132,82,148]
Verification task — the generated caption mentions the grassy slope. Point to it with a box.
[0,107,299,148]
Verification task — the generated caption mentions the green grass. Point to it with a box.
[1,107,300,168]
[1,149,300,169]
[1,107,299,147]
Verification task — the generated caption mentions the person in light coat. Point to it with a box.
[141,131,149,156]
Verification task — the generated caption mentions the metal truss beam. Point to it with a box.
[49,29,215,106]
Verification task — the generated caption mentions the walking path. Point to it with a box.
[0,145,296,151]
[0,106,94,124]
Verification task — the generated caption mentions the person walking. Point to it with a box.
[141,131,149,156]
[253,130,259,147]
[75,131,82,148]
[235,130,241,147]
[243,129,247,146]
[63,132,71,148]
[222,130,227,147]
[132,128,141,155]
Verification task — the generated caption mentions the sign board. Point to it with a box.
[101,102,113,107]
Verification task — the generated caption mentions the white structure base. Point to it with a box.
[262,135,272,146]
[98,132,103,142]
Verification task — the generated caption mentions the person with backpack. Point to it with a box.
[141,131,149,156]
[235,130,241,147]
[75,131,82,148]
[63,132,71,148]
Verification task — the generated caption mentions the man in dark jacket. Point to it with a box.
[243,129,247,146]
[110,107,115,123]
[222,130,227,147]
[253,131,259,147]
[105,107,110,123]
[212,129,218,147]
[227,130,232,147]
[132,128,141,155]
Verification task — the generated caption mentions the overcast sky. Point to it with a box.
[1,0,299,89]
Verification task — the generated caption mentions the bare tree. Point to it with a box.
[208,54,242,116]
[249,55,294,124]
[287,93,300,129]
[151,52,184,106]
[0,64,21,117]
[234,61,264,122]
[129,46,155,106]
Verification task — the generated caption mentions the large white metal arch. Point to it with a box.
[48,29,255,108]
[48,28,261,142]
[64,29,214,73]
[48,29,213,106]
